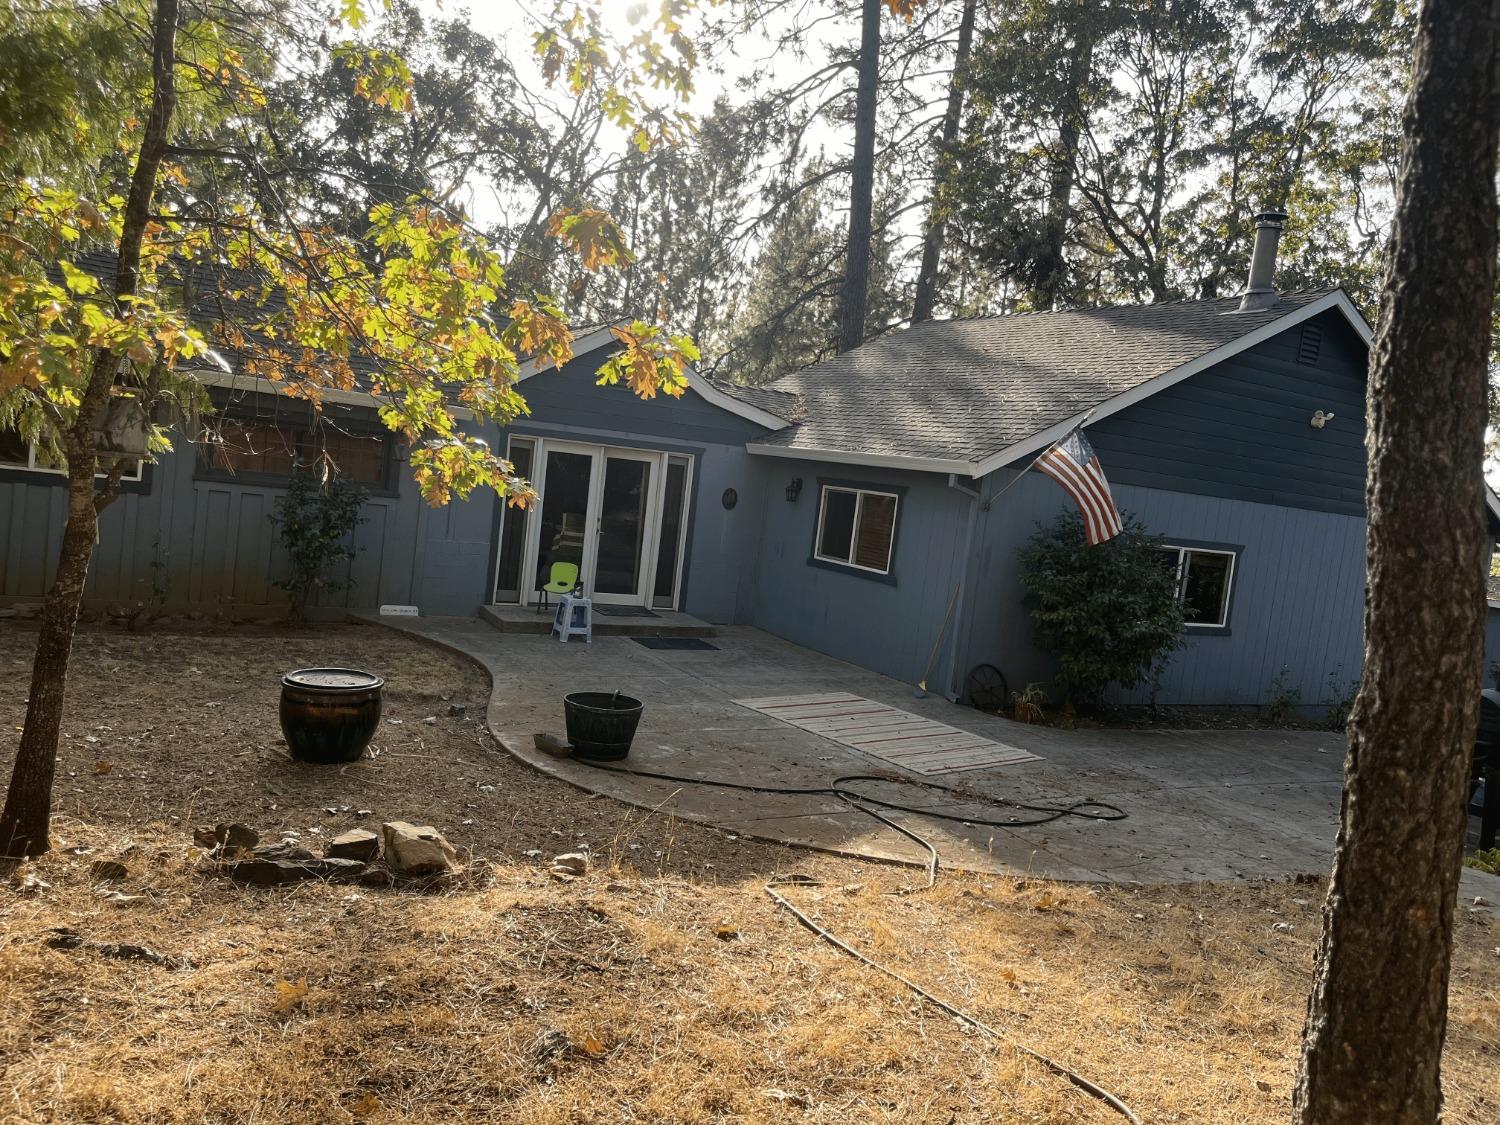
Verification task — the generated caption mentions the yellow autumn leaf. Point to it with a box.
[272,977,309,1014]
[546,207,632,271]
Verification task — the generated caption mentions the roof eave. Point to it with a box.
[745,442,977,476]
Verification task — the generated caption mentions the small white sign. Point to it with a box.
[379,604,420,617]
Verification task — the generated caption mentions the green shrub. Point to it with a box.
[271,471,368,623]
[1465,847,1500,875]
[1019,512,1186,707]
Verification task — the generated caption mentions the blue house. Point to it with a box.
[4,220,1493,709]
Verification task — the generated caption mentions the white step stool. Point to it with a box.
[552,592,593,644]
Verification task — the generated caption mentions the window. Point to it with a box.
[201,417,389,487]
[1,428,142,481]
[814,485,898,574]
[1158,545,1236,628]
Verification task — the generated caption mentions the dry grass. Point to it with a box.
[1,623,1497,1124]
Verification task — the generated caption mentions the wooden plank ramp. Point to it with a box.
[734,692,1040,775]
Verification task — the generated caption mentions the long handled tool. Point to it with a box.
[914,582,961,699]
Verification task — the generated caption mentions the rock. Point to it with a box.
[381,821,459,877]
[218,823,259,852]
[1271,922,1295,934]
[253,841,317,863]
[90,859,130,882]
[195,822,259,855]
[224,855,365,886]
[533,732,574,759]
[359,866,397,889]
[326,829,380,864]
[550,851,590,878]
[448,703,467,718]
[317,857,367,882]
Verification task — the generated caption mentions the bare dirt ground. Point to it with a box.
[1,622,1496,1124]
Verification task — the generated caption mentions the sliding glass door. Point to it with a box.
[496,439,690,609]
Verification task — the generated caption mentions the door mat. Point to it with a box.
[733,692,1040,775]
[634,637,718,651]
[594,605,660,618]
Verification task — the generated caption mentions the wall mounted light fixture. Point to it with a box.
[785,477,803,502]
[1310,410,1335,429]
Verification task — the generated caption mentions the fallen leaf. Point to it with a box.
[94,760,113,774]
[349,1092,383,1118]
[579,1035,608,1058]
[273,978,309,1014]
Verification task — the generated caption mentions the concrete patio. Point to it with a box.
[376,617,1499,904]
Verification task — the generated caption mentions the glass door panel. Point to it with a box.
[493,438,534,603]
[594,455,652,598]
[534,448,593,597]
[652,456,689,608]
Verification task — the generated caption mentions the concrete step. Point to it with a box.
[478,603,717,638]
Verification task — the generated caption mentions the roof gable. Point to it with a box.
[746,289,1372,476]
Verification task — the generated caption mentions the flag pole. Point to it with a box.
[983,409,1096,507]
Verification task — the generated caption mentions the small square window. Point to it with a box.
[814,486,899,576]
[1159,544,1236,628]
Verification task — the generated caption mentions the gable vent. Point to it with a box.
[1297,323,1323,366]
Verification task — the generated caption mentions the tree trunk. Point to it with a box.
[910,0,977,324]
[1293,2,1500,1121]
[838,0,881,352]
[0,0,179,859]
[1033,16,1095,311]
[0,476,102,856]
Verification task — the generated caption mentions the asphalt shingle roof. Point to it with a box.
[705,377,805,422]
[755,289,1341,465]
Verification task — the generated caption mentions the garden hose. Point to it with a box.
[574,758,1140,1123]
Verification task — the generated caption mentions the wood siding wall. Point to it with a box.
[0,344,781,622]
[1087,309,1368,516]
[751,460,972,687]
[0,417,500,618]
[962,467,1367,709]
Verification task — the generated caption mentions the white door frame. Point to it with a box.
[515,438,674,608]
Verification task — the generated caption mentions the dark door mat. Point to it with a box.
[595,605,660,618]
[633,637,719,651]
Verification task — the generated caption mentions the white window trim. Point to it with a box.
[0,439,142,482]
[813,485,899,576]
[1160,544,1236,629]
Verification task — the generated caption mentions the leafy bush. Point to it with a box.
[271,471,368,623]
[1019,512,1185,707]
[1265,666,1303,726]
[1465,847,1500,875]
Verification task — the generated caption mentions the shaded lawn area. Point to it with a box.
[1,623,1496,1123]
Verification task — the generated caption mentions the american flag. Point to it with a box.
[1035,429,1123,546]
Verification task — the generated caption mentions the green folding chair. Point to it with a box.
[536,561,579,614]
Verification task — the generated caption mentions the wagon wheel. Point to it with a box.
[966,663,1009,712]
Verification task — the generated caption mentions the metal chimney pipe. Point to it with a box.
[1238,209,1288,312]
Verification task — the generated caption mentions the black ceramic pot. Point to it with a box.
[280,668,384,764]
